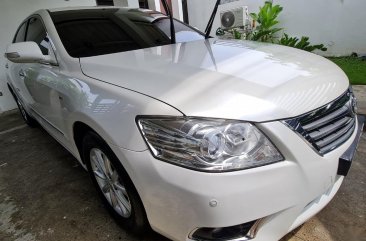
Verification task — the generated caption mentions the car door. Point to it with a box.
[6,20,34,107]
[17,16,69,145]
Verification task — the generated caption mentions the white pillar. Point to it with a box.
[172,0,183,21]
[113,0,139,8]
[147,0,161,11]
[148,0,183,20]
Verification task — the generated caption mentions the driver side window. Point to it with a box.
[26,17,49,55]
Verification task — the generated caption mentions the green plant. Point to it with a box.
[328,56,366,85]
[232,29,242,39]
[217,2,328,53]
[279,33,327,52]
[216,27,243,40]
[249,1,283,42]
[216,27,225,36]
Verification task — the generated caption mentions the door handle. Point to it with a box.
[5,63,9,69]
[19,69,25,78]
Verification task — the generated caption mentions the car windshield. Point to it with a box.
[50,8,205,58]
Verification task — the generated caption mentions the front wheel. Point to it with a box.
[82,132,149,234]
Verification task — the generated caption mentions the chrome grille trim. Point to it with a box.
[284,88,357,155]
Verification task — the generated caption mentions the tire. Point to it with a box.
[9,87,38,127]
[82,132,149,235]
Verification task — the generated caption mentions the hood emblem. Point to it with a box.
[349,94,357,116]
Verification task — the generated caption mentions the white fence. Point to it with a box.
[187,0,366,57]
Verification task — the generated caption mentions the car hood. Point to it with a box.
[80,39,349,122]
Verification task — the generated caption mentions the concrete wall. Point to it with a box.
[172,0,184,21]
[0,0,96,113]
[187,0,366,57]
[148,0,161,11]
[147,0,183,20]
[113,0,139,7]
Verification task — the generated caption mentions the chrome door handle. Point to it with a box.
[19,69,25,77]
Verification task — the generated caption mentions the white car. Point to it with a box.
[5,6,364,241]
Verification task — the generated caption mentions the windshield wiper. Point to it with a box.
[205,0,221,39]
[161,0,176,44]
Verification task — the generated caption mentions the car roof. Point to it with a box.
[48,7,167,24]
[48,6,119,12]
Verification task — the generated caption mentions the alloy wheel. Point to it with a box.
[90,148,132,218]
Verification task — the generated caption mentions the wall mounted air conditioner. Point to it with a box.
[220,6,249,29]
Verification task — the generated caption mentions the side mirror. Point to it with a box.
[5,42,54,64]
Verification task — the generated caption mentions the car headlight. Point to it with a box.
[137,117,283,172]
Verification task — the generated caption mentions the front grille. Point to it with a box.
[284,89,357,154]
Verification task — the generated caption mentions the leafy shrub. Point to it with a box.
[216,27,243,39]
[249,1,283,42]
[216,1,328,53]
[279,33,327,52]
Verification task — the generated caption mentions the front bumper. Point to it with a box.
[110,115,363,241]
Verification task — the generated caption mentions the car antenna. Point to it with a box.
[205,0,221,39]
[161,0,176,44]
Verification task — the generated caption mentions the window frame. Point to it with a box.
[12,14,59,65]
[151,17,205,40]
[26,16,51,56]
[13,20,29,43]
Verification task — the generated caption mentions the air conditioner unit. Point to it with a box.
[220,6,249,29]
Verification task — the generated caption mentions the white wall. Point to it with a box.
[114,0,139,7]
[0,0,96,113]
[148,0,161,11]
[147,0,183,21]
[172,0,184,21]
[187,0,366,57]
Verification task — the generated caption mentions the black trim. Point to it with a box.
[205,0,221,39]
[182,0,189,24]
[337,115,365,176]
[139,0,149,9]
[96,0,114,6]
[191,220,256,240]
[161,0,176,44]
[12,20,29,43]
